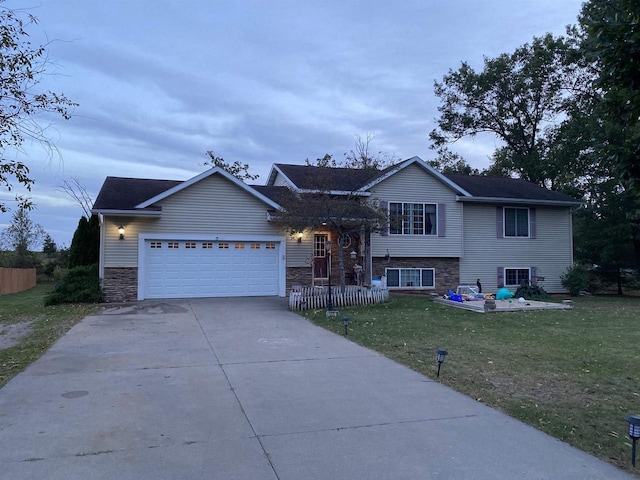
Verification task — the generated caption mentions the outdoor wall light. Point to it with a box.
[342,316,349,335]
[297,232,303,243]
[350,250,357,260]
[436,348,448,378]
[118,225,125,240]
[626,414,640,467]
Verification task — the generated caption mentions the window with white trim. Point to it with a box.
[185,242,196,249]
[505,268,530,286]
[168,242,179,249]
[202,242,213,249]
[389,202,437,235]
[386,268,435,288]
[504,207,529,237]
[313,234,327,257]
[218,242,229,249]
[150,242,162,249]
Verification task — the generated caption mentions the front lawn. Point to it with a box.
[302,294,640,473]
[0,284,97,389]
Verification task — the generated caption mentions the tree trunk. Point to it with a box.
[616,267,623,296]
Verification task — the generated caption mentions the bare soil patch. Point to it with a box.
[0,321,33,350]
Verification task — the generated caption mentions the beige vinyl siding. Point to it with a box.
[102,216,153,267]
[459,203,573,293]
[368,163,463,257]
[103,175,284,267]
[272,172,294,188]
[285,228,314,267]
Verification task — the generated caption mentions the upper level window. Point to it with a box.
[389,202,437,235]
[504,207,529,237]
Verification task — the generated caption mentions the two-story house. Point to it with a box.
[92,156,582,302]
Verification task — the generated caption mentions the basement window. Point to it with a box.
[386,268,435,288]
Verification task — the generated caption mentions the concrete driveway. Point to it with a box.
[0,297,634,479]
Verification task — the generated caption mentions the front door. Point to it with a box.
[312,233,328,283]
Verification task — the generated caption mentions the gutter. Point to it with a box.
[91,209,162,217]
[455,195,585,207]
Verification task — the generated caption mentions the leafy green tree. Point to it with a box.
[68,215,99,268]
[0,3,77,212]
[579,0,640,191]
[430,33,587,188]
[573,180,639,294]
[204,151,258,181]
[428,148,480,175]
[0,206,45,267]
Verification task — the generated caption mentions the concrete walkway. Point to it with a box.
[0,297,634,479]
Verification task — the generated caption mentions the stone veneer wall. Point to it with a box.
[286,266,313,293]
[103,267,138,303]
[372,257,459,295]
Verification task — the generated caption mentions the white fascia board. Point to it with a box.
[455,195,585,206]
[91,209,162,217]
[135,167,282,210]
[266,164,296,188]
[297,189,371,196]
[359,156,473,197]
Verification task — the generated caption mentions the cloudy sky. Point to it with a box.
[1,0,585,247]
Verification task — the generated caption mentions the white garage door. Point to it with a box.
[144,239,280,299]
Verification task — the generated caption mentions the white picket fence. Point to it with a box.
[288,285,390,310]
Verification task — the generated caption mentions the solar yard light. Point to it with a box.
[626,414,640,467]
[342,316,349,335]
[436,349,448,378]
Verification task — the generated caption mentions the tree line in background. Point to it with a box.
[428,0,640,294]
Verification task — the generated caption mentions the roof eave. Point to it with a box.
[297,189,371,196]
[455,195,585,207]
[91,208,163,217]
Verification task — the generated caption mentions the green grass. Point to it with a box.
[302,294,640,473]
[0,283,97,389]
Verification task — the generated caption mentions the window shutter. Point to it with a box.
[529,207,536,239]
[531,266,538,285]
[379,200,388,236]
[496,206,503,238]
[438,203,446,237]
[497,266,504,288]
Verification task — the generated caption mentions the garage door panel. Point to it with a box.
[144,239,280,299]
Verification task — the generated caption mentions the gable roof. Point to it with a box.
[269,163,386,193]
[444,173,583,205]
[92,167,281,215]
[268,157,582,206]
[92,177,181,211]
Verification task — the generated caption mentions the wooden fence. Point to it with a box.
[289,285,390,311]
[0,267,36,295]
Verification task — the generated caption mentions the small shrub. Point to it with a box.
[514,283,548,300]
[44,264,101,306]
[561,264,589,296]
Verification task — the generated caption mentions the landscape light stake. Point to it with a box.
[436,349,448,378]
[626,414,640,467]
[342,317,349,335]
